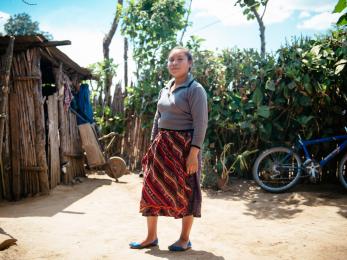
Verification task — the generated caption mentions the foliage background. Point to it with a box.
[89,0,347,188]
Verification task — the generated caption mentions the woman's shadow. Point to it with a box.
[145,247,225,260]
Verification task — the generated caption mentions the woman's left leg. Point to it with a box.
[180,215,193,242]
[170,215,193,248]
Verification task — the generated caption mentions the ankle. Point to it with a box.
[179,236,189,243]
[146,235,157,241]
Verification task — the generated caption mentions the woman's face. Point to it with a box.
[167,49,192,78]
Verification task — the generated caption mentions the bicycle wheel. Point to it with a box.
[252,147,302,193]
[338,153,347,189]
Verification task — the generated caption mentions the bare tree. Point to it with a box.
[124,37,128,94]
[103,0,123,108]
[179,0,193,44]
[235,0,269,58]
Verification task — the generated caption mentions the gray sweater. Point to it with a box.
[150,74,208,148]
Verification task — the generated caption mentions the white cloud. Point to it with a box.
[298,12,340,30]
[0,11,10,33]
[54,27,104,67]
[292,1,333,13]
[52,25,135,85]
[192,0,336,27]
[193,0,252,26]
[263,1,294,24]
[299,11,311,19]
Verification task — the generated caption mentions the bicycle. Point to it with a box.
[252,128,347,193]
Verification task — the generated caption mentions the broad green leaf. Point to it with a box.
[283,86,289,99]
[335,59,347,74]
[304,83,313,94]
[239,121,251,129]
[257,106,270,118]
[260,122,272,138]
[213,96,221,102]
[296,115,314,126]
[303,74,312,94]
[333,0,346,13]
[288,81,296,89]
[274,97,286,105]
[299,96,312,107]
[265,79,275,91]
[273,122,284,131]
[252,87,263,106]
[336,13,347,26]
[213,113,220,121]
[335,59,347,66]
[335,63,346,74]
[310,45,321,56]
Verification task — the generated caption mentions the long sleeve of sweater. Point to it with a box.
[188,86,208,148]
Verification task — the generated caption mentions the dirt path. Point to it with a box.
[0,173,346,260]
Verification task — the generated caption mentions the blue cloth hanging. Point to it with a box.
[73,83,94,125]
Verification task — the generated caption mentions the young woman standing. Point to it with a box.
[130,47,208,251]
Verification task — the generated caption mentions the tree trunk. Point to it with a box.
[32,49,49,195]
[251,6,266,58]
[102,0,123,108]
[0,37,14,161]
[179,0,193,44]
[124,37,128,95]
[53,63,68,171]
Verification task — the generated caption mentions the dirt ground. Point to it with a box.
[0,172,346,260]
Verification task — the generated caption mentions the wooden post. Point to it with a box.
[9,90,21,200]
[47,93,60,188]
[0,36,14,161]
[32,48,49,195]
[124,37,128,94]
[53,63,67,183]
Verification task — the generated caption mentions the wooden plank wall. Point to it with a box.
[8,48,49,200]
[47,93,60,188]
[63,110,85,183]
[55,70,85,185]
[1,49,86,201]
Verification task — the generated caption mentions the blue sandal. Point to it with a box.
[129,239,158,249]
[168,241,192,251]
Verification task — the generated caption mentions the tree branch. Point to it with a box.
[103,0,123,59]
[22,0,37,5]
[260,0,269,20]
[179,0,193,44]
[251,5,266,58]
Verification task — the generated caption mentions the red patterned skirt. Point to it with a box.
[140,129,202,218]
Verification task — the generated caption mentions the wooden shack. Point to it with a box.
[0,35,93,201]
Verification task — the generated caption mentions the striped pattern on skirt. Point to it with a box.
[140,129,201,218]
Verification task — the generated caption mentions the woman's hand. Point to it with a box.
[186,146,199,175]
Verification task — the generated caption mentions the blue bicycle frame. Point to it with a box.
[298,135,347,167]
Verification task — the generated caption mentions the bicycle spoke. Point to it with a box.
[254,148,301,191]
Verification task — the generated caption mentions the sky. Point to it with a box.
[0,0,341,83]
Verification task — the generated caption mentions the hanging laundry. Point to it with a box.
[73,83,94,125]
[63,74,74,111]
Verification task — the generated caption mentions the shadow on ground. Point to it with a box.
[204,179,347,220]
[0,176,113,218]
[0,227,17,251]
[145,247,225,260]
